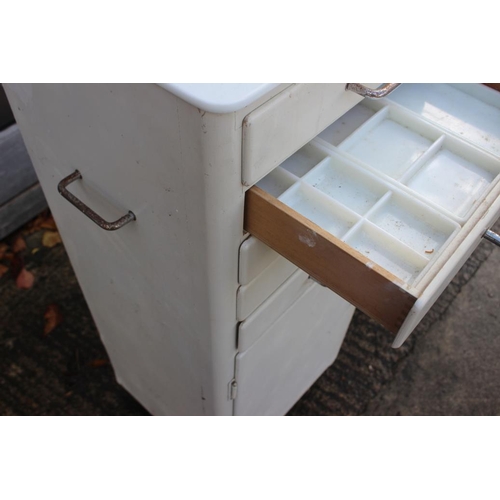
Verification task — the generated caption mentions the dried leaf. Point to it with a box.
[16,268,35,289]
[0,242,9,260]
[0,263,9,277]
[89,359,110,368]
[43,304,63,335]
[23,212,48,234]
[42,231,62,248]
[23,210,55,235]
[40,215,57,230]
[11,235,27,253]
[10,253,24,278]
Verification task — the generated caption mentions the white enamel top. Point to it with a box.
[156,83,280,114]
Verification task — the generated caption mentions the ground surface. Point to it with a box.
[1,212,499,416]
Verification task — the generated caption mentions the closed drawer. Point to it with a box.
[238,268,312,351]
[244,84,500,347]
[242,83,380,187]
[234,277,354,416]
[236,255,297,321]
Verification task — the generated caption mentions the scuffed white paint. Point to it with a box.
[299,232,317,248]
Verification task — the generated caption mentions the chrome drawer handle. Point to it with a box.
[484,229,500,247]
[58,170,136,231]
[346,83,401,99]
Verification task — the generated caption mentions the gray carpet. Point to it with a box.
[0,213,496,415]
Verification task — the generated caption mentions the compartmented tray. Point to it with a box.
[250,84,500,346]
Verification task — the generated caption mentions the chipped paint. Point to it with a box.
[299,232,316,247]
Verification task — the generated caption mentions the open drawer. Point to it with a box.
[244,84,500,347]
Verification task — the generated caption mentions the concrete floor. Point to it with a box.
[366,245,500,416]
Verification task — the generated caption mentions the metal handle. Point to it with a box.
[58,170,136,231]
[484,229,500,247]
[346,83,401,99]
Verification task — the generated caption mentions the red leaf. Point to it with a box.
[43,304,63,335]
[11,235,27,253]
[16,268,35,289]
[89,359,110,368]
[40,215,57,230]
[0,263,9,277]
[0,242,8,259]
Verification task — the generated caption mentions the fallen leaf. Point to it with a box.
[31,248,40,255]
[43,304,63,335]
[89,359,110,368]
[10,253,24,278]
[0,263,9,277]
[16,268,35,289]
[40,215,57,230]
[0,243,9,259]
[23,212,47,234]
[11,235,27,253]
[42,231,62,248]
[22,210,54,235]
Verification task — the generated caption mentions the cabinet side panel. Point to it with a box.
[4,83,240,415]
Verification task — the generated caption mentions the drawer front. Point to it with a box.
[244,84,500,346]
[239,235,281,285]
[242,83,380,187]
[238,268,311,352]
[234,280,354,416]
[236,255,296,321]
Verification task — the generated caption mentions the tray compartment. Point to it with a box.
[404,135,500,220]
[278,181,359,239]
[338,106,435,180]
[256,167,297,198]
[280,143,328,178]
[366,191,460,257]
[301,154,388,215]
[344,220,429,284]
[386,83,500,158]
[317,102,377,146]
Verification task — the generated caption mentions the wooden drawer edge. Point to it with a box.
[244,186,417,334]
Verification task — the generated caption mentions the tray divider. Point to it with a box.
[275,166,300,184]
[399,135,446,184]
[361,191,393,220]
[279,179,362,240]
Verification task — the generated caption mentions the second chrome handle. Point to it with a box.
[346,83,401,99]
[484,229,500,247]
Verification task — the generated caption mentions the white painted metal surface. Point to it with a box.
[235,282,354,416]
[4,82,355,415]
[238,269,312,352]
[242,83,380,187]
[157,83,281,114]
[4,83,248,415]
[236,256,297,321]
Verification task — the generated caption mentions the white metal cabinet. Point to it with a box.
[5,83,357,415]
[3,83,289,415]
